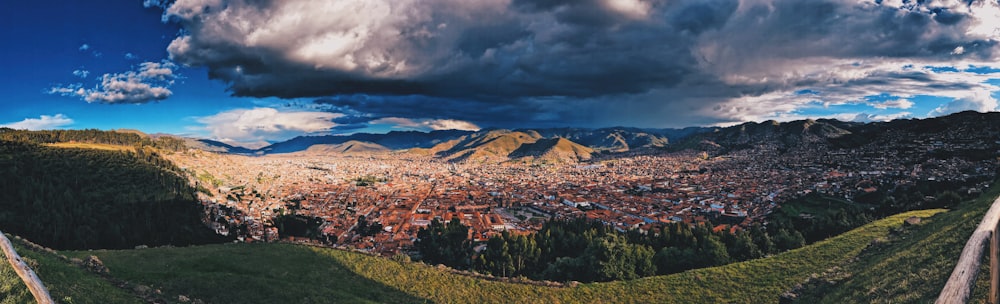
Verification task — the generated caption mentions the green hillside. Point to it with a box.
[0,140,227,250]
[791,181,1000,302]
[0,207,947,303]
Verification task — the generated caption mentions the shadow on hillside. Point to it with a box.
[81,243,430,304]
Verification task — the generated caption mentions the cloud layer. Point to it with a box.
[370,117,480,131]
[194,107,342,148]
[0,114,74,130]
[49,61,179,104]
[154,0,1000,127]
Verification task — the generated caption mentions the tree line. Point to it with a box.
[0,128,188,151]
[415,217,805,282]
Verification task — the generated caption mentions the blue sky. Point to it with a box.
[2,0,1000,148]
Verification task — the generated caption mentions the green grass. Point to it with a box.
[30,209,938,304]
[64,244,424,304]
[10,240,139,304]
[794,181,1000,303]
[0,245,33,304]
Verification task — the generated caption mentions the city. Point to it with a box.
[169,117,1000,257]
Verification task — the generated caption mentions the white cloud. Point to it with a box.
[849,112,913,123]
[704,62,1000,124]
[72,69,90,78]
[370,117,480,131]
[0,114,74,130]
[603,0,652,20]
[195,108,342,148]
[48,61,178,104]
[870,98,914,110]
[125,53,137,60]
[930,89,999,116]
[78,44,89,51]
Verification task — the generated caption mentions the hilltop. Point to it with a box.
[294,140,391,156]
[434,129,543,162]
[508,137,595,163]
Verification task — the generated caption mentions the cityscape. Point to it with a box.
[171,114,1000,257]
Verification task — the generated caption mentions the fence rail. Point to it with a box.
[0,231,54,304]
[937,197,1000,304]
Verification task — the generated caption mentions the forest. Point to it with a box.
[416,217,803,282]
[0,135,227,250]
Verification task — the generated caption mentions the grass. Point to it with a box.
[794,180,1000,303]
[0,245,32,304]
[28,209,938,304]
[10,240,139,304]
[44,142,133,151]
[64,244,424,304]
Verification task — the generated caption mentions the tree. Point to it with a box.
[416,218,473,269]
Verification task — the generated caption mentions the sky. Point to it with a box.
[3,0,1000,148]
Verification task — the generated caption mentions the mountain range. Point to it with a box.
[183,110,1000,163]
[186,126,712,163]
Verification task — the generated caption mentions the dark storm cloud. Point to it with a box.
[156,0,1000,127]
[314,95,554,128]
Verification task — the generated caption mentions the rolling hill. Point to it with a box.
[529,127,670,152]
[294,140,391,156]
[670,111,1000,154]
[428,129,598,163]
[258,130,474,154]
[434,129,543,162]
[508,137,595,163]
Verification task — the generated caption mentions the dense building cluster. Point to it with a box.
[166,121,999,256]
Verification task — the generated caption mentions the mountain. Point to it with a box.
[294,140,390,155]
[528,127,669,152]
[508,137,595,162]
[259,130,474,154]
[434,129,544,162]
[671,111,1000,154]
[202,127,713,156]
[185,138,257,154]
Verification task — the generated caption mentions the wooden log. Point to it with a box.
[938,197,1000,304]
[993,219,1000,304]
[0,232,54,304]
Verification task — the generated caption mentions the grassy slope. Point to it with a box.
[65,244,424,304]
[11,240,139,304]
[36,209,940,304]
[0,244,32,304]
[797,181,1000,303]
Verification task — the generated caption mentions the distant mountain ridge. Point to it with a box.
[254,126,710,156]
[183,111,1000,162]
[673,110,1000,153]
[295,140,391,156]
[260,129,475,154]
